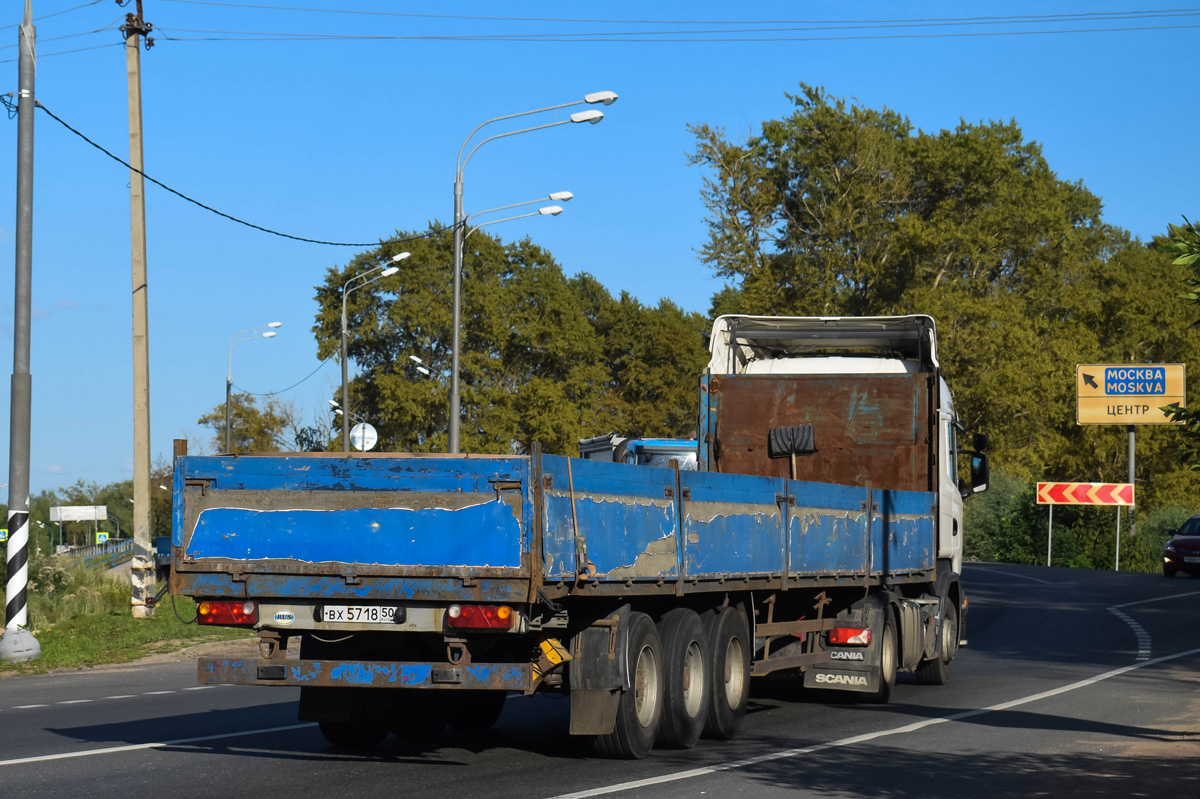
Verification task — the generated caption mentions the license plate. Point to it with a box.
[1184,556,1200,564]
[322,605,400,624]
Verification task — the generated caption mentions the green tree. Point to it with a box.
[197,393,291,453]
[1160,218,1200,470]
[312,226,709,455]
[689,83,1200,511]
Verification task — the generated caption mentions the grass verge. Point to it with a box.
[1,559,251,675]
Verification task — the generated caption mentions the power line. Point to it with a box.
[148,21,1200,45]
[0,0,106,31]
[154,1,1200,26]
[233,354,335,395]
[32,100,449,247]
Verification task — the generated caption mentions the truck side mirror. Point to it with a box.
[969,452,989,495]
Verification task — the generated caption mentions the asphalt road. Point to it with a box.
[1,563,1198,799]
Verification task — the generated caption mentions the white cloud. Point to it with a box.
[55,299,79,310]
[45,464,64,474]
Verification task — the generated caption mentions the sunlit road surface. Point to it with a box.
[1,563,1197,799]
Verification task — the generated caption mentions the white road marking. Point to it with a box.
[1110,589,1200,609]
[11,705,48,709]
[548,645,1200,799]
[104,695,137,700]
[56,700,92,705]
[1108,608,1152,661]
[143,691,175,695]
[0,723,317,767]
[182,686,214,691]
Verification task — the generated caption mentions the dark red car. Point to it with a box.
[1163,515,1200,578]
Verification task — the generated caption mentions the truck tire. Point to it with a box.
[655,608,709,749]
[701,605,750,740]
[318,719,389,750]
[593,612,663,759]
[914,597,958,685]
[867,612,897,703]
[449,690,507,733]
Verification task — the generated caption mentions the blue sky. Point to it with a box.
[0,1,1195,494]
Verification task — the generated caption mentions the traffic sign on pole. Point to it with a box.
[1036,481,1134,506]
[1076,364,1185,425]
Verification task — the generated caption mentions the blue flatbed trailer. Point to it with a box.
[171,314,987,758]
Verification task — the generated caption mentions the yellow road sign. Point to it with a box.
[1077,363,1185,425]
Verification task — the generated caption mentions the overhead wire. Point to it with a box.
[233,354,336,396]
[153,1,1200,26]
[0,0,107,31]
[32,101,451,247]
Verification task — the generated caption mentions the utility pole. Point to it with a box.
[123,1,156,618]
[1,0,40,663]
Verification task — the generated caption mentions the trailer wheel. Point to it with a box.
[388,691,448,741]
[449,690,508,733]
[867,612,897,703]
[654,609,709,749]
[915,597,958,685]
[318,719,389,750]
[593,612,663,759]
[700,605,750,740]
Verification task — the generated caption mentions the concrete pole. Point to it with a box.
[1,1,40,663]
[125,4,155,618]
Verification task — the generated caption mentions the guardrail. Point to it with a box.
[58,539,135,570]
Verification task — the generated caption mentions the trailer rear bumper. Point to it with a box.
[198,657,532,692]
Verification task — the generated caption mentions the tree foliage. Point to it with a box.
[311,227,709,456]
[1159,218,1200,468]
[197,394,300,454]
[689,83,1200,510]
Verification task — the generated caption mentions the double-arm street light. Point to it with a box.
[341,252,409,452]
[449,91,617,453]
[226,322,282,452]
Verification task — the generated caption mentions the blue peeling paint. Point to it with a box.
[187,502,522,568]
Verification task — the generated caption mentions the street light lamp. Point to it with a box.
[449,92,616,454]
[465,205,564,241]
[341,252,408,452]
[226,322,282,453]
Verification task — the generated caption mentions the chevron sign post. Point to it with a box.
[1036,482,1135,572]
[1036,482,1135,506]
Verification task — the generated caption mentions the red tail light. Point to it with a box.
[445,604,514,630]
[197,600,258,626]
[828,627,871,646]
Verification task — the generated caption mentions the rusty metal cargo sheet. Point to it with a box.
[705,374,932,491]
[175,455,531,570]
[678,470,785,578]
[541,455,678,581]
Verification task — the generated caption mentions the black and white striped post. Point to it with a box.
[0,1,40,664]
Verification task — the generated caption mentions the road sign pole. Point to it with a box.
[1128,425,1136,539]
[1047,505,1053,567]
[1115,506,1122,572]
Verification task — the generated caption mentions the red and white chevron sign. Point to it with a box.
[1036,482,1135,506]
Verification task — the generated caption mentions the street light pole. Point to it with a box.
[449,92,616,454]
[225,322,281,453]
[340,253,407,452]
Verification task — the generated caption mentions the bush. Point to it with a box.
[963,466,1192,573]
[26,556,132,628]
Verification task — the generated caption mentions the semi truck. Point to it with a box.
[170,314,988,759]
